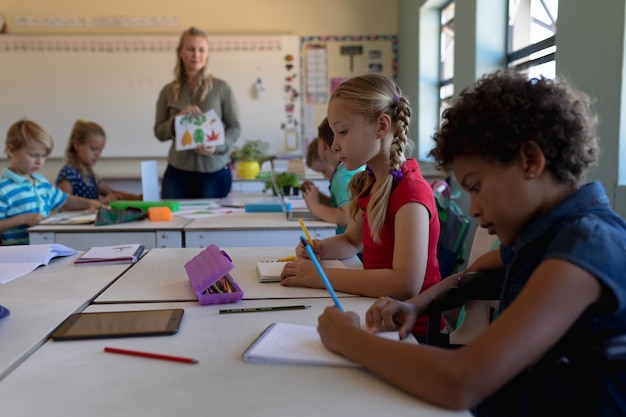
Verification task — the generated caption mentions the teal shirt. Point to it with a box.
[329,163,365,234]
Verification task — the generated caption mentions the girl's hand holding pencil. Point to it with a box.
[295,238,322,259]
[298,218,321,260]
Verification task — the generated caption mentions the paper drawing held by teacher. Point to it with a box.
[154,26,241,199]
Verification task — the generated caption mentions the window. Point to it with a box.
[439,2,455,117]
[507,0,558,78]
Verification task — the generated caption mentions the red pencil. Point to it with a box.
[104,346,198,364]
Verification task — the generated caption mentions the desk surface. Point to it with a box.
[183,211,335,230]
[28,215,192,233]
[28,201,336,249]
[0,299,470,417]
[94,247,363,303]
[0,255,130,380]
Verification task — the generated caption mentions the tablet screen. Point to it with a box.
[50,309,184,340]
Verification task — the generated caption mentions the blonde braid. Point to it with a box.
[367,95,411,242]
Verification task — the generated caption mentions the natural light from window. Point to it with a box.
[508,0,558,79]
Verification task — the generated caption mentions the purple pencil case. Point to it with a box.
[184,244,243,305]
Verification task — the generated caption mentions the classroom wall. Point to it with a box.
[0,0,398,182]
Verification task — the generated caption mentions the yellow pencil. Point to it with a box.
[298,217,313,243]
[277,255,296,261]
[298,218,319,260]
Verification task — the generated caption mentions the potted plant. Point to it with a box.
[276,172,301,196]
[231,140,270,179]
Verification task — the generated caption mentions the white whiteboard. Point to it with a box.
[0,34,302,158]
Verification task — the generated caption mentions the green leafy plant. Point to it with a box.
[262,172,302,195]
[231,139,270,162]
[276,172,301,188]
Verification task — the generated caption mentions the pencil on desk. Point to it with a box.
[104,346,198,364]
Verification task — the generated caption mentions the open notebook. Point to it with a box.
[243,322,399,367]
[256,259,345,283]
[39,210,96,225]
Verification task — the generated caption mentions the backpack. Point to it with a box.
[431,179,470,277]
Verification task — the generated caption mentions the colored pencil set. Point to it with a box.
[201,275,235,295]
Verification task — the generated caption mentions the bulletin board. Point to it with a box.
[0,34,301,159]
[300,35,398,142]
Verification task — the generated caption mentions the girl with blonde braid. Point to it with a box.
[281,72,441,339]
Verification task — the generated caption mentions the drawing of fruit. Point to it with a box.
[194,128,205,144]
[181,130,193,146]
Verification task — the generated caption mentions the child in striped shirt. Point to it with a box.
[0,119,101,245]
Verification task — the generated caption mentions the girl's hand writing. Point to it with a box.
[365,296,417,339]
[279,258,325,288]
[295,238,322,259]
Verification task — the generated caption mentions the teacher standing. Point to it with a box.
[154,26,241,199]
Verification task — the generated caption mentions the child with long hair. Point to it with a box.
[281,72,441,339]
[57,120,142,204]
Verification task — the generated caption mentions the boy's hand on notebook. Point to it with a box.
[23,213,45,226]
[317,306,361,355]
[365,296,418,340]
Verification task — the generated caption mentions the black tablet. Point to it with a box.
[50,308,184,340]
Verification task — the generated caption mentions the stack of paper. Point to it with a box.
[0,244,78,284]
[74,244,145,265]
[38,210,96,225]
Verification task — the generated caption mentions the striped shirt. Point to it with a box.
[0,168,67,245]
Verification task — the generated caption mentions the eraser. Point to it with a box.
[110,200,180,213]
[148,206,173,222]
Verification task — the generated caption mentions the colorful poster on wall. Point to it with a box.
[174,109,225,151]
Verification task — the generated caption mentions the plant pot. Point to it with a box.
[236,160,260,179]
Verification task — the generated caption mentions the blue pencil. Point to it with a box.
[299,236,344,312]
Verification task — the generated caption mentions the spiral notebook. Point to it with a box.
[243,322,399,367]
[256,259,346,283]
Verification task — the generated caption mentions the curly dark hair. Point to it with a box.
[429,69,599,186]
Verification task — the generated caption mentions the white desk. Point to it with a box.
[94,247,363,303]
[27,216,192,250]
[184,212,336,247]
[0,299,470,417]
[0,255,131,380]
